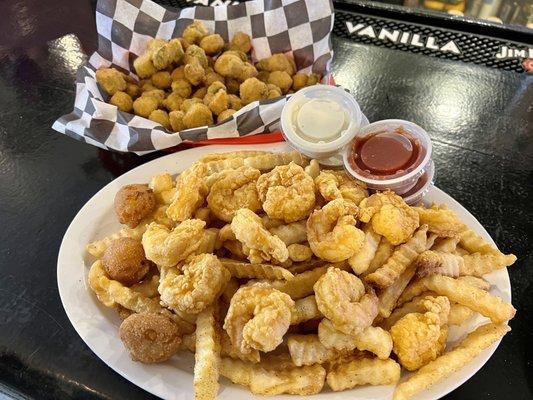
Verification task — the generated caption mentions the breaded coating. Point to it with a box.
[171,78,192,98]
[163,92,184,112]
[182,20,209,45]
[114,184,156,228]
[240,77,268,105]
[218,109,236,123]
[229,31,252,53]
[110,91,133,112]
[256,53,295,75]
[119,313,181,363]
[200,33,225,55]
[149,109,171,130]
[268,71,292,94]
[96,68,127,95]
[214,53,245,79]
[151,71,172,89]
[169,110,185,132]
[102,237,150,285]
[183,103,214,128]
[292,73,308,90]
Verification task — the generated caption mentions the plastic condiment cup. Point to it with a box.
[281,85,364,165]
[343,119,433,195]
[403,159,435,205]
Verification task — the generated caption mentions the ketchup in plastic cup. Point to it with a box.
[343,119,434,203]
[281,85,366,166]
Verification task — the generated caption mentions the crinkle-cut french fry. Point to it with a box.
[327,357,401,391]
[200,151,271,163]
[221,357,326,395]
[180,331,261,363]
[268,220,308,246]
[194,306,220,400]
[287,334,342,366]
[461,252,517,277]
[203,157,244,175]
[88,261,195,333]
[250,263,350,300]
[149,173,173,193]
[156,187,177,205]
[287,243,313,262]
[393,323,511,400]
[426,233,438,250]
[216,224,236,249]
[431,236,460,253]
[195,228,219,254]
[290,295,322,325]
[221,278,239,304]
[129,273,159,298]
[423,275,516,323]
[365,225,428,288]
[220,259,294,280]
[223,240,247,260]
[194,207,211,224]
[377,263,417,318]
[458,226,503,254]
[243,151,307,171]
[397,275,490,307]
[304,159,320,179]
[261,215,285,229]
[414,205,464,237]
[448,303,475,326]
[416,250,463,278]
[318,319,393,359]
[363,238,395,277]
[86,221,149,258]
[287,258,325,274]
[349,224,381,275]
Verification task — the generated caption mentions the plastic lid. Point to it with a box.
[281,86,363,160]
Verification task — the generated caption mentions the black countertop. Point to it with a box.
[0,0,532,399]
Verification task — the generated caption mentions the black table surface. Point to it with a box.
[0,1,532,399]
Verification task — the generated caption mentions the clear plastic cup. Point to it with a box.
[281,85,365,165]
[403,159,435,204]
[343,119,433,196]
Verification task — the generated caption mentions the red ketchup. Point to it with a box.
[348,127,426,180]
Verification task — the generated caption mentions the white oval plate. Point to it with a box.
[57,142,511,400]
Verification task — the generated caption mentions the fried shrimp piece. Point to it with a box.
[268,220,307,246]
[119,314,181,363]
[114,184,156,228]
[101,238,151,285]
[223,284,294,353]
[314,267,379,335]
[141,220,205,268]
[231,208,289,264]
[307,199,364,262]
[359,191,419,245]
[256,53,295,75]
[159,254,230,314]
[348,224,381,275]
[119,313,181,363]
[96,68,126,95]
[256,162,315,223]
[239,77,268,105]
[414,204,465,237]
[229,31,252,53]
[318,319,392,359]
[167,162,208,222]
[391,297,450,371]
[315,170,368,206]
[287,243,313,262]
[207,167,262,222]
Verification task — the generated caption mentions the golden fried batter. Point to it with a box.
[102,238,151,285]
[200,33,225,55]
[119,313,181,363]
[110,91,133,113]
[114,184,156,228]
[96,68,126,95]
[229,31,252,53]
[240,77,268,105]
[132,96,158,118]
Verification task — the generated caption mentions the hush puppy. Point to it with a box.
[102,238,151,285]
[114,183,156,228]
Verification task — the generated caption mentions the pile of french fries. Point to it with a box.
[86,150,516,399]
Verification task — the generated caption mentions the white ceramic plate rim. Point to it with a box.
[57,142,511,400]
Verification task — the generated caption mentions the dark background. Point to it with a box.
[0,0,531,399]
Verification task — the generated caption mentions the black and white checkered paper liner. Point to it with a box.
[52,0,334,155]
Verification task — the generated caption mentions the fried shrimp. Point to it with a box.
[159,254,231,314]
[119,313,181,363]
[223,284,294,353]
[142,220,205,267]
[314,267,379,335]
[207,167,262,222]
[167,162,208,222]
[358,191,419,245]
[307,199,365,262]
[114,184,156,228]
[231,208,289,264]
[256,162,315,223]
[315,170,368,206]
